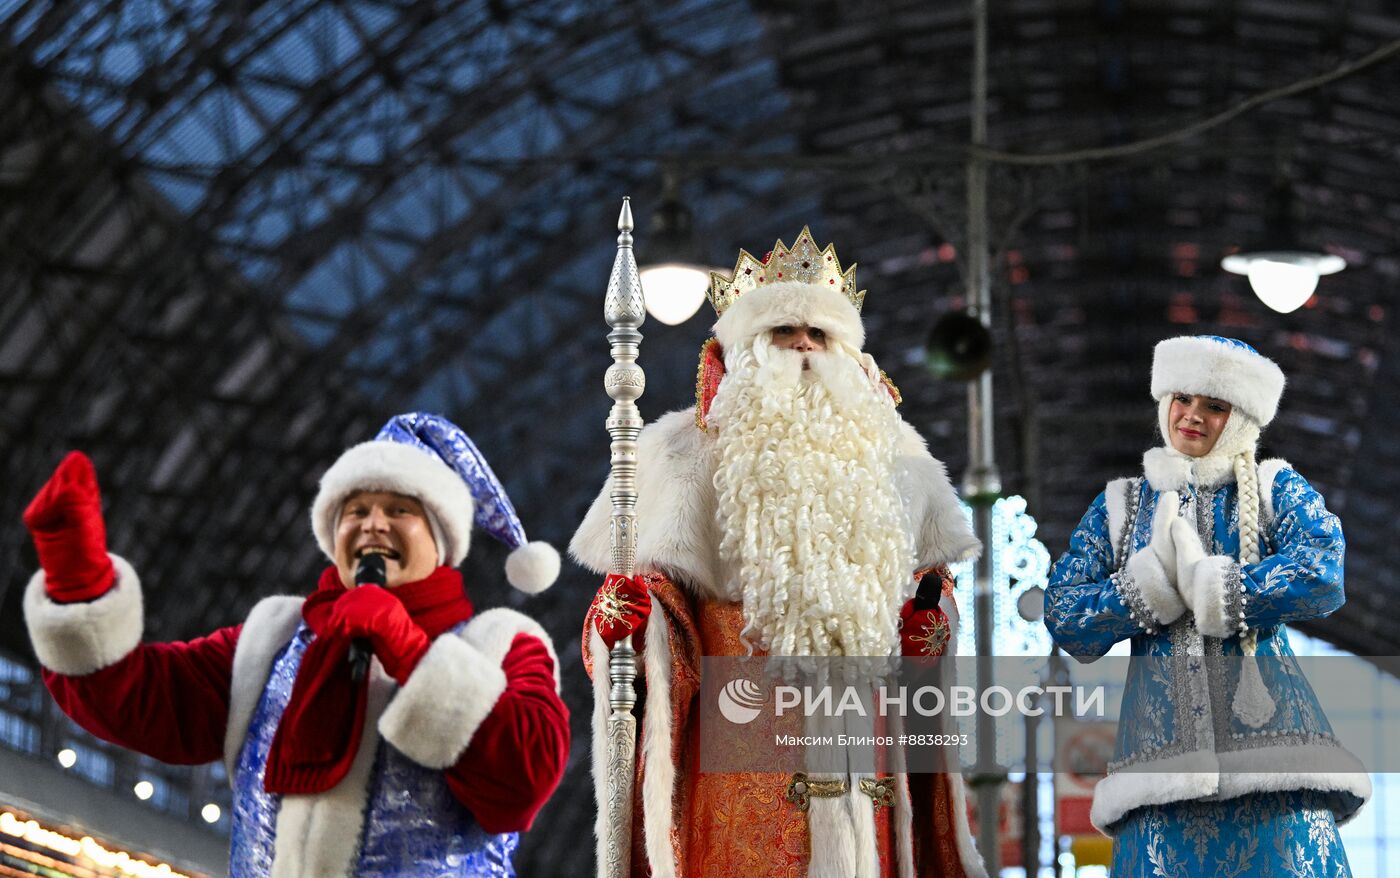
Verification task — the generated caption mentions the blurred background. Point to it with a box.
[0,0,1397,874]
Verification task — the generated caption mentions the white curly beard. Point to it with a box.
[708,338,915,657]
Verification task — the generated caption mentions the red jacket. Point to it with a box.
[27,555,569,835]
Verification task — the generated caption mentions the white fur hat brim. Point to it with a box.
[1150,336,1286,426]
[311,440,475,567]
[713,280,864,353]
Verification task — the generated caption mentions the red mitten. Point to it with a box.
[23,451,116,604]
[592,573,651,649]
[899,600,951,658]
[329,585,431,685]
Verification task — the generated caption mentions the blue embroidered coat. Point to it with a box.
[1044,456,1369,835]
[229,620,518,878]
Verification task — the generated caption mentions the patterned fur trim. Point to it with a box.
[221,595,395,878]
[640,612,678,877]
[944,764,988,877]
[24,554,144,676]
[895,421,981,568]
[895,774,915,878]
[919,596,988,878]
[807,792,861,877]
[1216,745,1371,823]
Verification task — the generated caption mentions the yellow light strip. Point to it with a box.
[2,838,102,878]
[0,811,192,878]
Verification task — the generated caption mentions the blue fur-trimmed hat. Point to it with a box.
[310,412,560,593]
[1150,336,1286,427]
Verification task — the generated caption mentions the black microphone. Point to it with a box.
[912,569,943,611]
[349,553,387,683]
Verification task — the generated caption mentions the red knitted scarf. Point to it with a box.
[262,565,473,794]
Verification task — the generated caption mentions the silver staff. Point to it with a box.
[602,197,644,878]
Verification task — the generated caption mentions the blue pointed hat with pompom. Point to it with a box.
[310,412,560,593]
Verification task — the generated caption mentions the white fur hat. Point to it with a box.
[713,280,865,354]
[708,227,867,354]
[1150,335,1286,426]
[310,413,560,593]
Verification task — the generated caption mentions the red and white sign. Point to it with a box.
[1053,719,1117,836]
[965,779,1023,868]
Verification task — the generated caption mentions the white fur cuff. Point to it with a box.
[379,608,559,768]
[379,634,507,768]
[23,554,144,676]
[1188,556,1239,638]
[1124,550,1186,625]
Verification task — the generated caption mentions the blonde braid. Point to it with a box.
[1234,449,1262,567]
[1232,446,1276,726]
[1233,449,1260,648]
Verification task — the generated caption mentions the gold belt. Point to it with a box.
[784,772,847,812]
[859,776,897,813]
[785,773,897,813]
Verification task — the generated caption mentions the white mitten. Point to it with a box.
[1170,516,1206,597]
[1122,492,1186,627]
[1148,491,1179,587]
[1172,517,1235,638]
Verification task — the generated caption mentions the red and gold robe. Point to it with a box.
[583,570,980,878]
[572,392,986,878]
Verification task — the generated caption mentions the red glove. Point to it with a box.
[329,585,431,685]
[592,573,651,649]
[23,451,116,604]
[899,600,951,658]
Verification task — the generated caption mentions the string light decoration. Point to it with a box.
[949,495,1053,657]
[0,809,193,878]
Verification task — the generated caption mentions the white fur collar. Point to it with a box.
[1142,447,1237,491]
[568,410,980,599]
[570,409,724,596]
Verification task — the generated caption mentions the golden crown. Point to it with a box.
[706,226,865,316]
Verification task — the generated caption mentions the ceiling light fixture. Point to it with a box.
[1221,180,1344,314]
[638,173,711,325]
